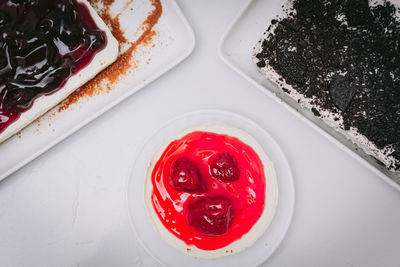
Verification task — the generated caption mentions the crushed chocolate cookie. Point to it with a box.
[255,0,400,170]
[311,107,321,117]
[329,74,358,111]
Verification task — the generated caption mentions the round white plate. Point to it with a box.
[127,110,295,267]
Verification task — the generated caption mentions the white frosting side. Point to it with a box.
[252,0,400,172]
[0,0,119,144]
[144,124,279,259]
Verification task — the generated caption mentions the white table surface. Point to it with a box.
[1,1,400,266]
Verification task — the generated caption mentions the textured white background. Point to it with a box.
[0,1,400,266]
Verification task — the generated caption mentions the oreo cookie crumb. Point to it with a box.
[329,74,358,111]
[311,107,321,117]
[255,0,400,170]
[256,60,266,68]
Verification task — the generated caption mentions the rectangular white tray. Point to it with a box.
[0,0,195,181]
[219,0,400,190]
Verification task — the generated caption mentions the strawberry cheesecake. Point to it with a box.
[144,124,278,258]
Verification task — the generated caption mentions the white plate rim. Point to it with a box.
[0,0,195,181]
[126,109,295,267]
[217,0,400,192]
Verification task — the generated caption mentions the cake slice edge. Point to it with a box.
[0,0,119,144]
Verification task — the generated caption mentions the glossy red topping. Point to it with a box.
[169,156,204,192]
[187,196,233,237]
[151,131,266,250]
[209,153,240,182]
[0,0,107,133]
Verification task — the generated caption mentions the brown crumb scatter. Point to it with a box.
[59,0,162,112]
[122,0,134,11]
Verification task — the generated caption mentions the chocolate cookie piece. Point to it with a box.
[329,74,358,111]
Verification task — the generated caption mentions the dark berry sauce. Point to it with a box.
[0,0,107,133]
[151,131,266,250]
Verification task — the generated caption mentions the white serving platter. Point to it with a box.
[219,0,400,190]
[128,110,295,266]
[0,0,195,181]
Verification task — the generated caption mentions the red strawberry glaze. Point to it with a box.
[151,131,266,251]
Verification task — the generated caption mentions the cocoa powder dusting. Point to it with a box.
[59,0,162,111]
